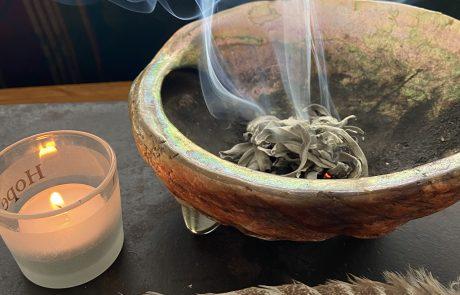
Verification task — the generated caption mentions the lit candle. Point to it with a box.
[0,130,124,289]
[19,184,105,235]
[9,181,123,289]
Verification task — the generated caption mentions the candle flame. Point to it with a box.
[39,141,57,158]
[50,192,65,209]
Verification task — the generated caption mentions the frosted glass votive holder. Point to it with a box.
[0,130,124,288]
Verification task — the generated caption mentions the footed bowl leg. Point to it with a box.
[181,205,220,235]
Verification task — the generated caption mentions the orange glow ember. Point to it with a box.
[50,192,65,209]
[323,173,332,179]
[39,141,57,158]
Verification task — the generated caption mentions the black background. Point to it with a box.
[0,0,458,88]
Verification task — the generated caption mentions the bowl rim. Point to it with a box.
[130,0,460,199]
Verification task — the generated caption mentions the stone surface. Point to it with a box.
[0,102,458,294]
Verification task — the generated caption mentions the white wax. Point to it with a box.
[19,183,105,234]
[4,181,123,288]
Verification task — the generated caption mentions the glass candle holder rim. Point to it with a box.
[0,130,117,220]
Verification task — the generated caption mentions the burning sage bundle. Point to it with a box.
[220,105,368,179]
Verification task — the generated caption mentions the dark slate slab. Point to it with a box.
[0,102,458,294]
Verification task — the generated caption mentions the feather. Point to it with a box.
[194,269,460,295]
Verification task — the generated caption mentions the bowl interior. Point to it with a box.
[162,1,459,176]
[162,69,458,176]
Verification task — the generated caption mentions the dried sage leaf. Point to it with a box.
[220,104,368,179]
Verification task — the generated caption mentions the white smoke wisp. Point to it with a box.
[275,0,339,120]
[310,0,338,118]
[275,0,313,120]
[108,0,158,13]
[108,0,203,18]
[58,0,340,121]
[197,0,267,121]
[198,0,338,121]
[56,0,204,18]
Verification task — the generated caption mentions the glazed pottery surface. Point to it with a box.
[129,0,459,241]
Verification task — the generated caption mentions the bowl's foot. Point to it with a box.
[181,205,220,235]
